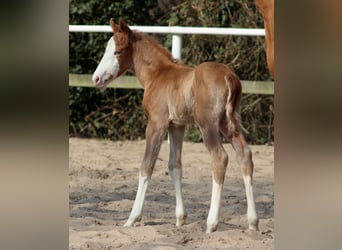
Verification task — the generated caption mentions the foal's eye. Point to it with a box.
[114,51,121,56]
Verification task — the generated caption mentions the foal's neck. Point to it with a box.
[132,33,177,88]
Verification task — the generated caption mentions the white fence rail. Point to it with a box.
[69,25,265,60]
[69,25,265,36]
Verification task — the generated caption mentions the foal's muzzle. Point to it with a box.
[92,74,113,89]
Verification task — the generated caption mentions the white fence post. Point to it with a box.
[171,34,183,60]
[168,34,183,144]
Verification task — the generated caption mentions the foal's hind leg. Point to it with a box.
[220,120,259,230]
[232,134,259,230]
[168,125,187,226]
[199,124,229,233]
[124,120,167,227]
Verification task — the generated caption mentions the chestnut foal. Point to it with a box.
[92,19,258,233]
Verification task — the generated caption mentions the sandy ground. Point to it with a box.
[69,138,274,250]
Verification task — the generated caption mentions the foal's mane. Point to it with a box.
[131,30,181,64]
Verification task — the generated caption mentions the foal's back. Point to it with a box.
[157,61,236,127]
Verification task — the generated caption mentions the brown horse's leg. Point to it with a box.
[199,123,228,233]
[124,120,167,227]
[255,0,274,77]
[168,125,187,226]
[220,118,259,230]
[231,134,259,230]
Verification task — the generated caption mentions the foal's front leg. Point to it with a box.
[124,121,167,227]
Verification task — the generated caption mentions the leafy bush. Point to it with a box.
[69,87,146,140]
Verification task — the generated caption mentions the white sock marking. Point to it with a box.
[243,175,258,229]
[124,174,149,226]
[206,179,223,233]
[169,168,186,226]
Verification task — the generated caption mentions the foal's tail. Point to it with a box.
[224,72,242,137]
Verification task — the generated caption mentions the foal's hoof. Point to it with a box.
[206,223,218,234]
[123,221,134,227]
[123,216,142,227]
[248,218,259,231]
[176,214,187,227]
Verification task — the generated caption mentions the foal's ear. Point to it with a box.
[119,19,131,35]
[110,18,120,33]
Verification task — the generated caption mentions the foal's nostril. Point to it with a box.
[94,75,100,85]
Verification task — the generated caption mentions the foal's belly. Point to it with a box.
[168,111,194,126]
[166,73,195,126]
[167,95,194,126]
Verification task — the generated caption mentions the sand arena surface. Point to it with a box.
[69,138,274,249]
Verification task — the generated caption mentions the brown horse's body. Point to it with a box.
[255,0,274,77]
[92,19,258,233]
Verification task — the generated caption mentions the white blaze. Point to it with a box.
[92,37,120,88]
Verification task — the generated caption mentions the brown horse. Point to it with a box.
[92,19,258,233]
[255,0,274,77]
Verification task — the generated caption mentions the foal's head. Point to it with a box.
[92,19,134,89]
